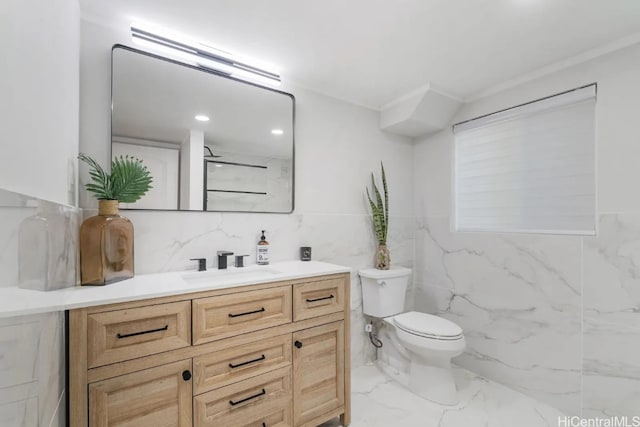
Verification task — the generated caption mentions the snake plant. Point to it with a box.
[366,162,389,244]
[79,153,153,203]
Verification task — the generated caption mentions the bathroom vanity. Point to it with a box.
[63,262,351,427]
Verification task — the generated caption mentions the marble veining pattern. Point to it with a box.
[0,189,74,427]
[582,213,640,417]
[0,203,79,290]
[413,216,582,415]
[583,214,640,324]
[0,209,25,288]
[0,312,65,427]
[124,209,415,368]
[582,319,640,417]
[320,365,564,427]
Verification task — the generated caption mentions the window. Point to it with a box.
[453,84,596,235]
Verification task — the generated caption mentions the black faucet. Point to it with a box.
[190,258,207,271]
[235,255,249,268]
[217,251,234,269]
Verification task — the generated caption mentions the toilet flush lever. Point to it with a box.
[379,280,387,287]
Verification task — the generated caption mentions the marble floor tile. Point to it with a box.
[320,364,564,427]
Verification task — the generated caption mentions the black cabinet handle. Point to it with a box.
[116,324,168,339]
[306,294,334,303]
[262,423,266,427]
[229,388,266,406]
[228,307,265,318]
[229,354,266,369]
[294,340,303,349]
[182,370,192,381]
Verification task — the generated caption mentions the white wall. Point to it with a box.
[0,0,80,206]
[414,43,640,416]
[79,18,416,367]
[0,2,80,426]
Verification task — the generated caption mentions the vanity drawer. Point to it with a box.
[194,333,292,394]
[194,366,292,427]
[87,301,191,368]
[293,277,345,321]
[192,286,292,345]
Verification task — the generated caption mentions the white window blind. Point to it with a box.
[453,85,596,235]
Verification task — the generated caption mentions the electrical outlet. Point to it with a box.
[365,323,373,333]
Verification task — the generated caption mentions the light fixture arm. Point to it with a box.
[131,25,281,86]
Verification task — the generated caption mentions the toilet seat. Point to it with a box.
[393,311,463,341]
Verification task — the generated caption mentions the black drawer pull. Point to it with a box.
[262,423,266,427]
[229,388,266,406]
[182,370,192,381]
[294,340,303,349]
[228,307,265,318]
[306,294,334,303]
[116,324,168,339]
[229,354,266,369]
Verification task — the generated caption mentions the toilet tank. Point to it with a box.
[359,267,412,318]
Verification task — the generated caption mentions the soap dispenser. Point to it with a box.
[256,230,270,265]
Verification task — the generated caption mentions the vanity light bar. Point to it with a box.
[130,24,281,86]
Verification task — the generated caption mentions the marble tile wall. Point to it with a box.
[582,214,640,417]
[414,216,582,415]
[0,207,30,288]
[0,312,65,427]
[413,213,640,416]
[0,192,79,290]
[121,209,416,367]
[0,188,75,427]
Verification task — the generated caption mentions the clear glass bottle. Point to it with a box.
[256,230,270,265]
[19,201,77,291]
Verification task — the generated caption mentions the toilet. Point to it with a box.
[359,267,466,405]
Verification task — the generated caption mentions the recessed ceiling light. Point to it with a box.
[195,115,210,122]
[215,164,223,168]
[271,129,284,135]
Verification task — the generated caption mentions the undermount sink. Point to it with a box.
[182,266,282,285]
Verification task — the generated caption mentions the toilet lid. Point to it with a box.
[393,311,463,340]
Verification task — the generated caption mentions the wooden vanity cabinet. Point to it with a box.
[68,273,351,427]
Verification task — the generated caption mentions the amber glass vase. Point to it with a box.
[80,200,134,285]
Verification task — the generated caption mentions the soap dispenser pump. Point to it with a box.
[256,230,270,265]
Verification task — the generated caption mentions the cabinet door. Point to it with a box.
[89,359,192,427]
[292,321,344,426]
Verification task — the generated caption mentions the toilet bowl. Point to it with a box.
[359,267,466,405]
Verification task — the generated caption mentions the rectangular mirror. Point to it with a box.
[111,45,295,213]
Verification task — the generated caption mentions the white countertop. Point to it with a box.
[0,261,351,318]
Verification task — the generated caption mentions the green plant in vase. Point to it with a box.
[78,153,153,285]
[366,162,390,269]
[79,153,153,202]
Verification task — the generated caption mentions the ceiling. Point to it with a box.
[81,0,640,109]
